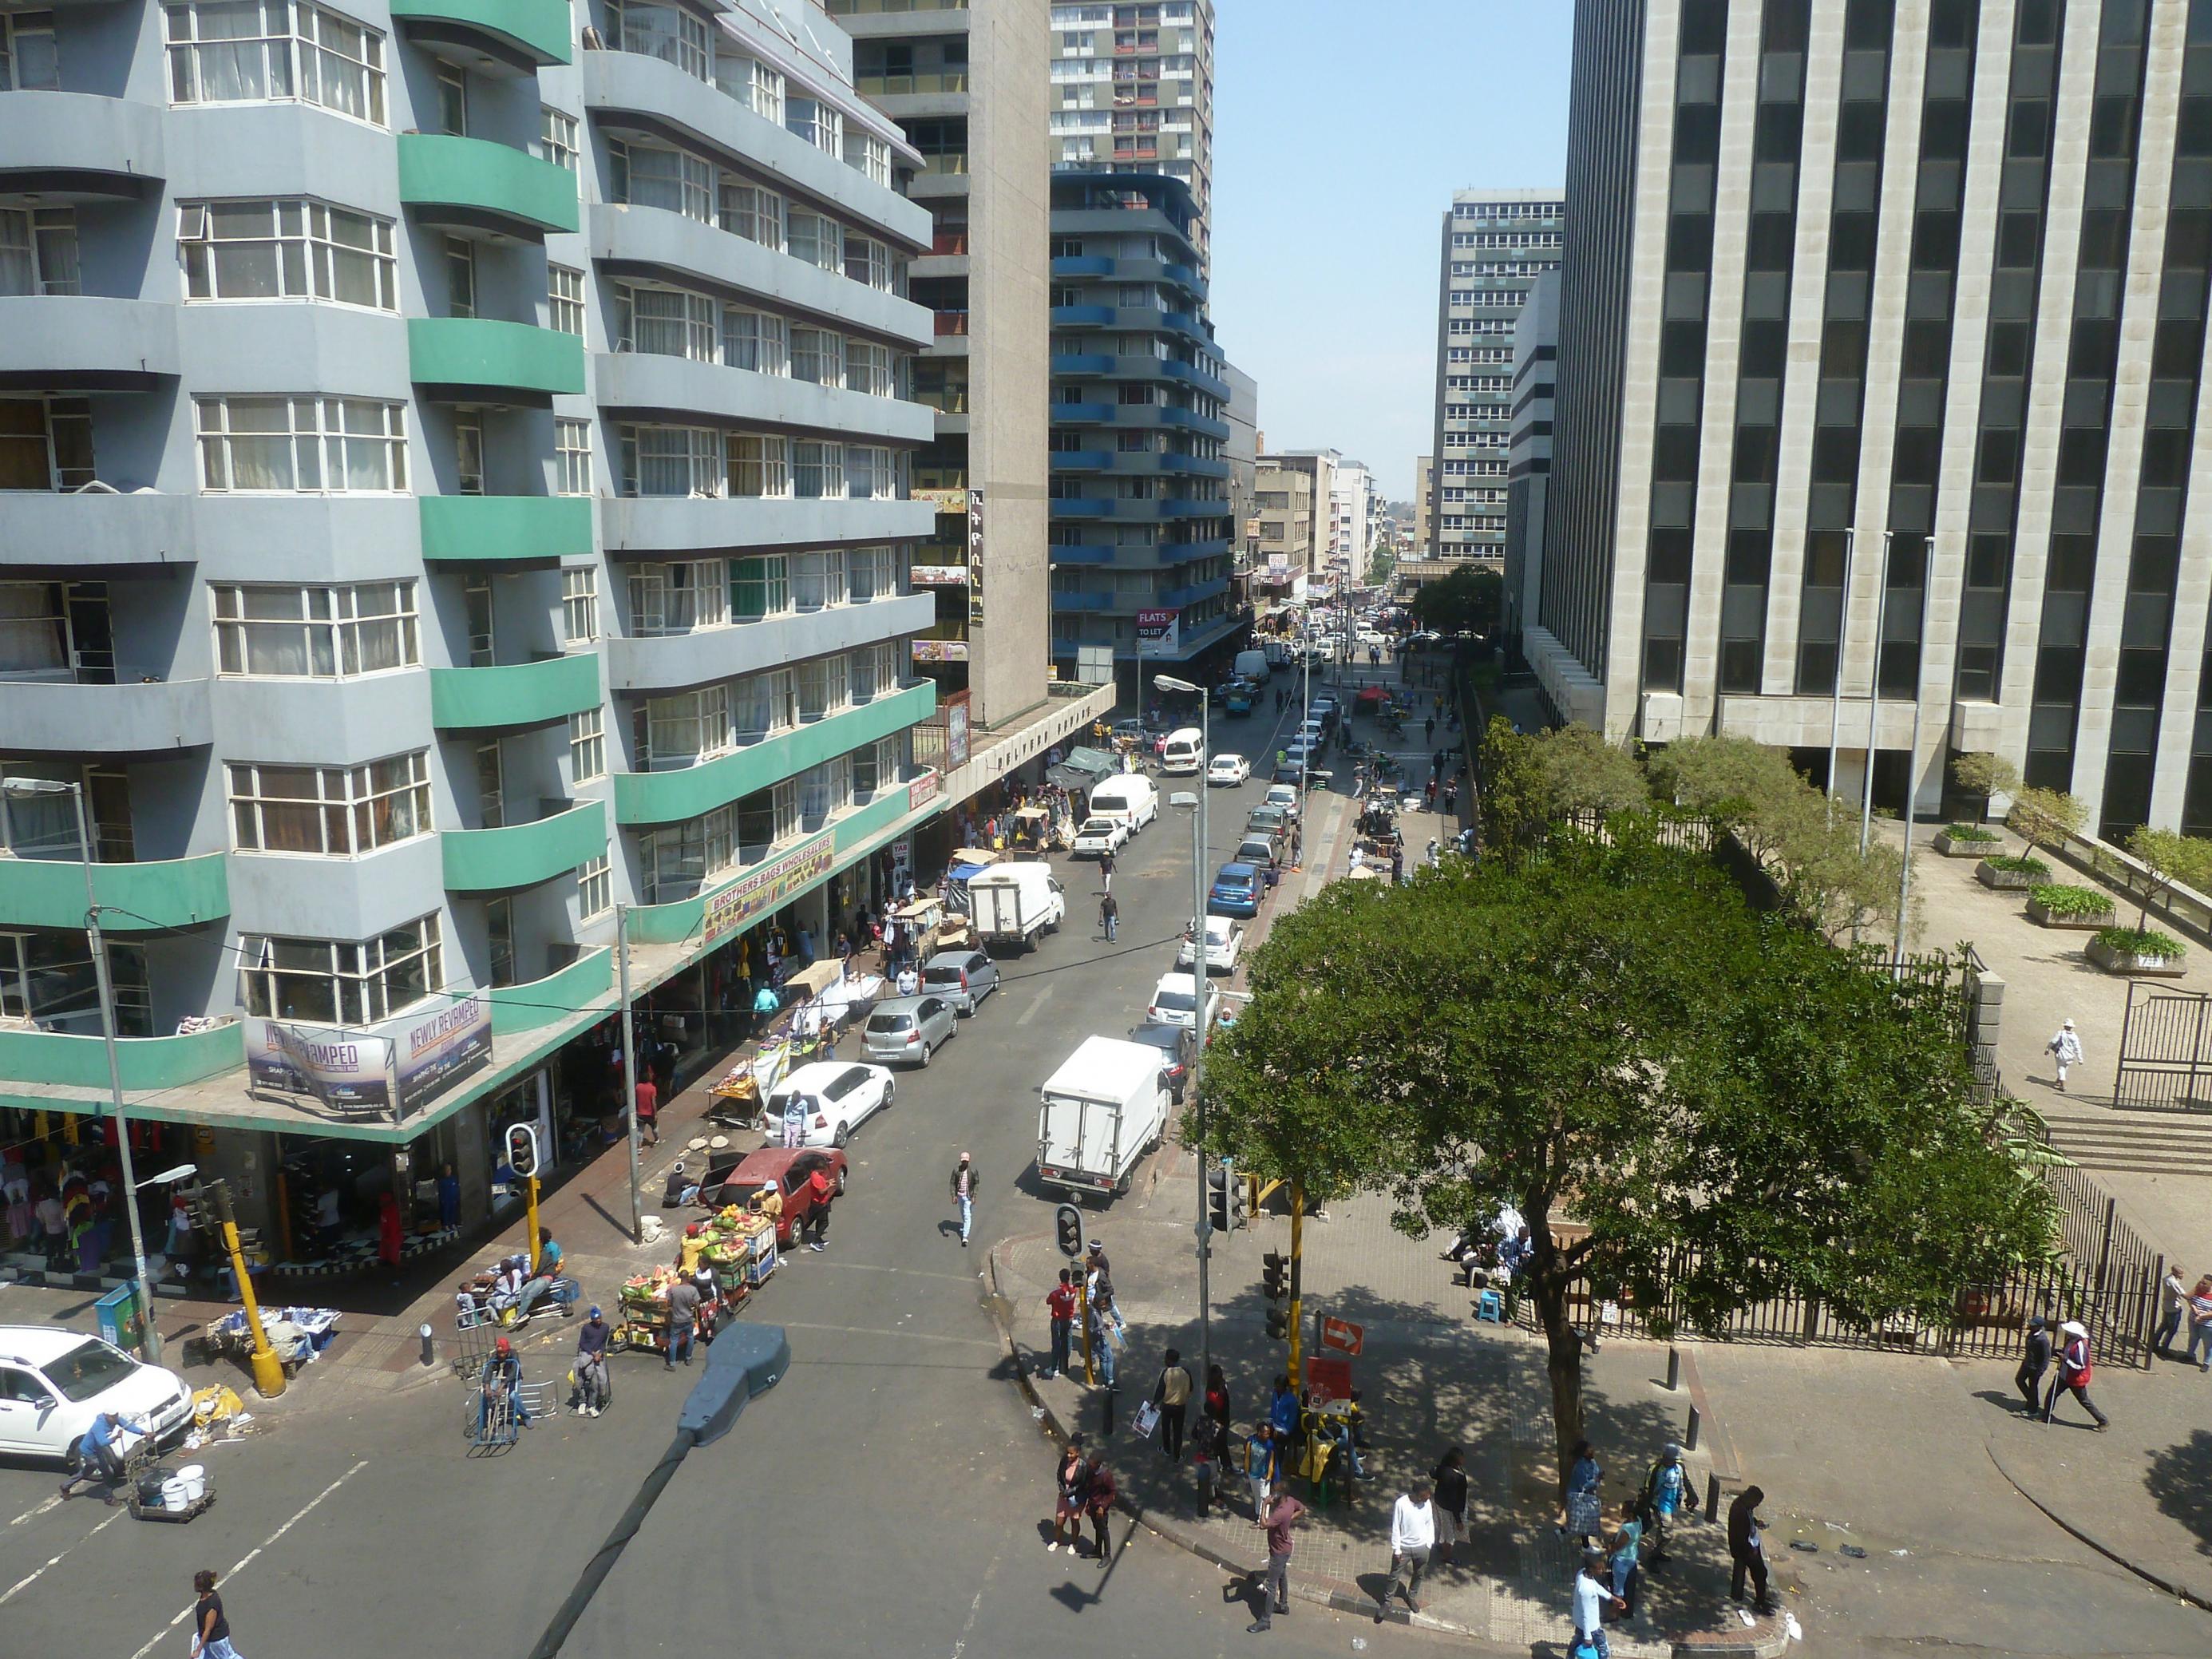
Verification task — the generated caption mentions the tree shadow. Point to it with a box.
[2143,1428,2212,1558]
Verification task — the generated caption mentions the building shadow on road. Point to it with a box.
[2143,1427,2212,1558]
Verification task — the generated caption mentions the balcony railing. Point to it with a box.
[855,69,970,95]
[930,231,968,255]
[934,310,970,335]
[915,153,970,175]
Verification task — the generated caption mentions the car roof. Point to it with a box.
[726,1146,841,1178]
[0,1326,101,1366]
[1217,861,1257,878]
[1210,753,1244,764]
[1128,1021,1187,1047]
[921,951,982,968]
[870,996,937,1016]
[1153,971,1199,991]
[775,1061,865,1091]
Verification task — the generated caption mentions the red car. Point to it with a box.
[700,1146,847,1248]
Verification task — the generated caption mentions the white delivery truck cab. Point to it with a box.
[1235,647,1272,681]
[968,862,1065,951]
[1088,773,1159,833]
[1037,1035,1172,1200]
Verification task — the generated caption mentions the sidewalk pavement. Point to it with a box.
[986,1188,1788,1657]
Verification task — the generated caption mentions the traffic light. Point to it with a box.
[1206,1165,1230,1234]
[1230,1174,1248,1231]
[1055,1202,1086,1259]
[1261,1249,1288,1304]
[505,1122,541,1180]
[1266,1304,1290,1342]
[180,1184,215,1233]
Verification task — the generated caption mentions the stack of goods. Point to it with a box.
[702,1204,776,1287]
[621,1264,681,1310]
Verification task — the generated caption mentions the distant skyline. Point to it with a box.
[1208,0,1573,502]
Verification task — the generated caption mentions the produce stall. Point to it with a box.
[611,1207,775,1356]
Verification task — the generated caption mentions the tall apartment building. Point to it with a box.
[1505,271,1561,672]
[1328,457,1372,583]
[1415,454,1434,552]
[0,0,973,1245]
[828,0,1052,738]
[1047,171,1236,695]
[1427,188,1564,563]
[1252,456,1316,596]
[1536,0,2212,840]
[1047,1,1213,264]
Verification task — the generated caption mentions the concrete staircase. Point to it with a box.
[2042,1104,2212,1176]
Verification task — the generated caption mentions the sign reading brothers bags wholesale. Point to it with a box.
[246,993,489,1119]
[702,832,837,948]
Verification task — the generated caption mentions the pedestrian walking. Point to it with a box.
[1391,846,1404,885]
[2047,1019,2084,1091]
[803,1161,833,1251]
[633,1073,660,1146]
[2154,1262,2190,1356]
[948,1150,978,1248]
[1100,891,1118,942]
[1727,1486,1774,1612]
[1442,782,1458,818]
[1204,1362,1233,1446]
[1606,1498,1644,1619]
[1084,1454,1117,1564]
[1573,1550,1628,1658]
[1049,1438,1090,1554]
[663,1274,700,1370]
[1379,1479,1436,1617]
[1098,848,1115,890]
[2042,1319,2109,1429]
[1246,1484,1307,1633]
[190,1568,243,1659]
[572,1305,612,1416]
[2015,1316,2053,1411]
[1245,1423,1281,1519]
[1430,1447,1468,1567]
[1565,1439,1603,1544]
[1150,1347,1193,1460]
[2189,1275,2212,1371]
[1043,1269,1076,1379]
[779,1087,807,1149]
[1425,715,1435,742]
[1637,1443,1697,1566]
[57,1408,148,1503]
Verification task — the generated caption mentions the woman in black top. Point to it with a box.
[192,1567,241,1658]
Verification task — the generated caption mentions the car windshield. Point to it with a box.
[45,1339,137,1403]
[1153,989,1196,1012]
[865,1013,911,1033]
[1132,1026,1179,1052]
[922,967,961,983]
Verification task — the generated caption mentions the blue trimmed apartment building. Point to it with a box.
[1047,171,1237,695]
[0,0,966,1256]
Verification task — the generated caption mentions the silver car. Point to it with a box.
[862,994,958,1067]
[921,950,1000,1015]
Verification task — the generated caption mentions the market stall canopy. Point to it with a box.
[1050,746,1122,790]
[1355,686,1388,705]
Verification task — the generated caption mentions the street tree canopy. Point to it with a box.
[1198,827,2048,1492]
[1408,564,1501,638]
[1478,719,1650,854]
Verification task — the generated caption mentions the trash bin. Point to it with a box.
[95,1284,144,1355]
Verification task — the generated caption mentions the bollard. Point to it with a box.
[419,1322,435,1367]
[1706,1471,1721,1520]
[1666,1345,1681,1392]
[1684,1404,1701,1451]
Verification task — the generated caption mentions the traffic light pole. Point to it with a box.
[1288,1179,1306,1392]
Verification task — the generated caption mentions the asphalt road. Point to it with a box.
[1,677,1458,1658]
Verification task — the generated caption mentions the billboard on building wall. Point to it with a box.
[914,487,967,515]
[912,638,971,662]
[702,832,837,948]
[909,564,969,586]
[966,489,987,628]
[394,994,493,1118]
[906,770,941,812]
[1136,608,1181,656]
[245,992,490,1119]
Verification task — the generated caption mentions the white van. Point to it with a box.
[968,862,1066,950]
[1089,773,1159,834]
[1159,727,1205,775]
[1235,647,1272,682]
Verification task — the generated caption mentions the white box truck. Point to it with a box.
[1037,1035,1171,1200]
[968,862,1065,951]
[1235,647,1272,682]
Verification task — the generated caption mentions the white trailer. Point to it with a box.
[1037,1035,1171,1201]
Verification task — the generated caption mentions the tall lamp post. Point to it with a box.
[2,775,163,1361]
[1154,674,1212,1395]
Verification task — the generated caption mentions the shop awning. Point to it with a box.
[1055,746,1121,786]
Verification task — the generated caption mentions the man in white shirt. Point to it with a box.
[895,962,920,996]
[1574,1550,1627,1657]
[1377,1479,1436,1619]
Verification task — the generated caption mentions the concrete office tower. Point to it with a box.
[1427,188,1565,564]
[1415,455,1435,552]
[829,0,1052,734]
[1506,271,1560,673]
[1047,170,1235,696]
[0,0,958,1237]
[1328,458,1372,583]
[1268,449,1337,588]
[1047,0,1214,266]
[1537,0,2212,839]
[1252,457,1317,600]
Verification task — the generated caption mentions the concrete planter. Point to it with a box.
[2026,896,2115,930]
[2085,936,2189,976]
[1935,829,2002,857]
[1977,859,2047,890]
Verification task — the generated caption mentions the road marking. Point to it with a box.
[126,1458,370,1659]
[6,1493,61,1528]
[0,1507,124,1605]
[806,1259,975,1284]
[1015,984,1055,1027]
[949,1542,1005,1657]
[770,1320,998,1348]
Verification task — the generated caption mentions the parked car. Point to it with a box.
[1109,718,1150,744]
[1209,861,1264,917]
[920,950,1000,1014]
[1146,970,1224,1032]
[0,1326,193,1467]
[1235,835,1285,886]
[1207,753,1250,786]
[1264,782,1302,822]
[1246,804,1290,837]
[766,1061,895,1147]
[1176,914,1245,975]
[1073,815,1131,858]
[1126,1020,1197,1103]
[699,1146,848,1246]
[862,996,958,1068]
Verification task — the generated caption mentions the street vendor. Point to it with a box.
[754,1178,784,1227]
[679,1221,710,1278]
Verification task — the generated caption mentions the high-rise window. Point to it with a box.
[619,284,717,359]
[562,567,598,643]
[719,182,785,251]
[228,752,430,855]
[620,424,722,497]
[726,434,789,497]
[791,327,843,386]
[0,10,59,90]
[569,707,606,782]
[643,684,730,767]
[0,396,93,491]
[548,264,585,336]
[239,916,441,1024]
[165,1,386,125]
[196,396,407,492]
[722,308,788,375]
[556,418,592,496]
[792,441,845,499]
[540,105,580,171]
[612,141,714,223]
[212,580,418,676]
[576,851,611,919]
[178,199,397,309]
[0,207,78,296]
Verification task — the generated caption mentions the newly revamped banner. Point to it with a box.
[394,993,493,1118]
[247,1017,396,1115]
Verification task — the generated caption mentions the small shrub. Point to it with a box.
[2094,925,2186,958]
[2029,885,2110,917]
[1944,823,2000,841]
[1984,855,2051,877]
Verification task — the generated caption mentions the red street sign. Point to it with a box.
[1319,1316,1363,1356]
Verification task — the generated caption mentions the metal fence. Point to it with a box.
[2112,980,2212,1112]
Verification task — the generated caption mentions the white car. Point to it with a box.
[1264,782,1302,822]
[1206,754,1250,786]
[1176,915,1245,975]
[1146,970,1224,1032]
[765,1061,896,1148]
[0,1326,194,1467]
[1073,815,1131,858]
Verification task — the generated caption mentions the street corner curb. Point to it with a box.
[1984,1438,2212,1613]
[1670,1619,1794,1659]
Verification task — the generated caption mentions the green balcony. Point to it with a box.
[0,852,228,933]
[397,133,580,239]
[420,494,593,564]
[409,317,585,404]
[442,798,606,892]
[390,0,573,70]
[0,1020,244,1101]
[489,947,611,1036]
[615,681,936,827]
[430,651,601,731]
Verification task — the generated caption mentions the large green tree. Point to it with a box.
[1198,828,2049,1494]
[1410,564,1502,638]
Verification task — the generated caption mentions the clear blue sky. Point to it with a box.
[1209,1,1573,502]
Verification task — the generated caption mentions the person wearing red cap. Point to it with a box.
[477,1334,530,1435]
[948,1151,979,1248]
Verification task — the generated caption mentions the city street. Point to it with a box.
[1,686,1457,1657]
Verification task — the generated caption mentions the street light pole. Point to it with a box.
[615,901,642,1243]
[1893,551,1937,970]
[1825,526,1857,819]
[2,776,160,1361]
[1156,676,1213,1398]
[1859,530,1894,856]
